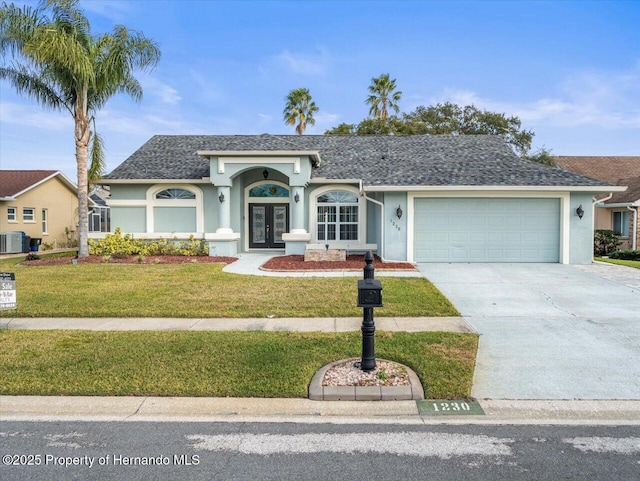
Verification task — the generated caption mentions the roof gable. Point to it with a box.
[0,170,77,198]
[104,135,615,189]
[555,156,640,203]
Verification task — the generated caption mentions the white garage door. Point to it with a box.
[413,198,560,262]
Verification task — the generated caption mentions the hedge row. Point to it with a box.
[609,250,640,261]
[88,228,208,256]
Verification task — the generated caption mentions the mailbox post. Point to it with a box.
[357,251,382,372]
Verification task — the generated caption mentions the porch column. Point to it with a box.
[283,185,311,255]
[291,186,306,234]
[216,186,232,234]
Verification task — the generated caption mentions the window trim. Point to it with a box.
[612,210,630,238]
[7,206,17,222]
[22,207,35,223]
[145,184,204,233]
[310,185,364,244]
[41,208,48,234]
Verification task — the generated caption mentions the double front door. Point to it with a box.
[249,203,289,249]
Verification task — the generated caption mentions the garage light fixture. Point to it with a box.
[294,192,300,203]
[218,193,225,203]
[396,205,403,219]
[576,204,584,219]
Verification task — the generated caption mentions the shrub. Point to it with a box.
[594,230,622,256]
[609,250,640,261]
[88,228,208,257]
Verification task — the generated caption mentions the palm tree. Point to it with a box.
[0,0,160,257]
[283,87,319,135]
[365,73,402,119]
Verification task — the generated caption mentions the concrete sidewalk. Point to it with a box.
[0,316,473,332]
[2,396,639,425]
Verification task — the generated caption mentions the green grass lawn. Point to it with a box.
[0,256,458,318]
[0,330,477,399]
[595,257,640,269]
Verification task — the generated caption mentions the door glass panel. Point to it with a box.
[273,206,287,243]
[252,206,266,244]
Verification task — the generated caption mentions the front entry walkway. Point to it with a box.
[418,263,640,400]
[222,253,422,277]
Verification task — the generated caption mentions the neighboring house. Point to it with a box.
[0,170,79,251]
[99,134,624,264]
[555,156,640,251]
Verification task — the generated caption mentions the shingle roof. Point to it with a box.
[105,135,613,188]
[555,156,640,203]
[0,170,60,198]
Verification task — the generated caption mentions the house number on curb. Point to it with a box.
[416,400,485,416]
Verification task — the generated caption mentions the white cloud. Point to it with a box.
[428,65,640,130]
[273,48,330,76]
[0,102,70,131]
[81,1,133,23]
[140,76,182,105]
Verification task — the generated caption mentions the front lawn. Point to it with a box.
[0,330,477,399]
[0,256,458,318]
[595,257,640,269]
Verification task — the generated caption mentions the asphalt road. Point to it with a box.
[1,421,639,481]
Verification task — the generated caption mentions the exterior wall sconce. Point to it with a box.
[218,193,225,203]
[576,204,584,219]
[263,169,269,179]
[396,205,403,219]
[294,192,300,203]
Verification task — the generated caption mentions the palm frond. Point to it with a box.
[88,126,105,185]
[0,63,69,113]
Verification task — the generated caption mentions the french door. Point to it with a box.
[249,203,289,249]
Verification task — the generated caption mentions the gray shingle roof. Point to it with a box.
[104,134,612,187]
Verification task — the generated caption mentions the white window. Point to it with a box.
[42,209,48,233]
[612,211,629,237]
[316,190,359,242]
[23,207,35,222]
[7,207,16,222]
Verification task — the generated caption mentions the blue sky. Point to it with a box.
[1,0,639,180]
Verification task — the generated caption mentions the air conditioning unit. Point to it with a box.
[0,231,25,254]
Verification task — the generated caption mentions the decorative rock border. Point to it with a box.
[308,359,425,401]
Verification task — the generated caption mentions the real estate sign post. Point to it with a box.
[0,272,17,310]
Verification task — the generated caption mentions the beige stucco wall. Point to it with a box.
[0,176,78,249]
[595,205,638,251]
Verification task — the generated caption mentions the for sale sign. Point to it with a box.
[0,272,16,310]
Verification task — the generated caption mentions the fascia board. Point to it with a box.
[362,185,628,193]
[197,150,322,166]
[101,179,210,184]
[12,171,78,197]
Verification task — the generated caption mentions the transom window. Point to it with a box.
[316,190,359,242]
[613,211,629,237]
[249,184,289,198]
[155,188,195,200]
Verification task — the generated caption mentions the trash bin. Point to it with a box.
[29,237,42,252]
[23,235,31,253]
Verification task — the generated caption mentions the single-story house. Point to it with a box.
[555,156,639,251]
[98,134,625,264]
[0,170,79,252]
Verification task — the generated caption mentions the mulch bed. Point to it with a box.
[18,253,416,271]
[261,254,417,271]
[19,255,238,266]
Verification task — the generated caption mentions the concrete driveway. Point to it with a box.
[418,263,640,400]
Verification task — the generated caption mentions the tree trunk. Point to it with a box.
[75,90,91,258]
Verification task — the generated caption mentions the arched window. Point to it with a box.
[316,190,359,241]
[155,188,196,200]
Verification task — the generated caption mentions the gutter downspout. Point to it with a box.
[592,193,613,260]
[360,180,385,260]
[627,205,638,250]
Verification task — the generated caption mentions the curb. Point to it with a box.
[308,359,424,401]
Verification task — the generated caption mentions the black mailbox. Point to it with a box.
[357,278,383,308]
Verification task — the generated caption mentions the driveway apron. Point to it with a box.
[418,263,640,400]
